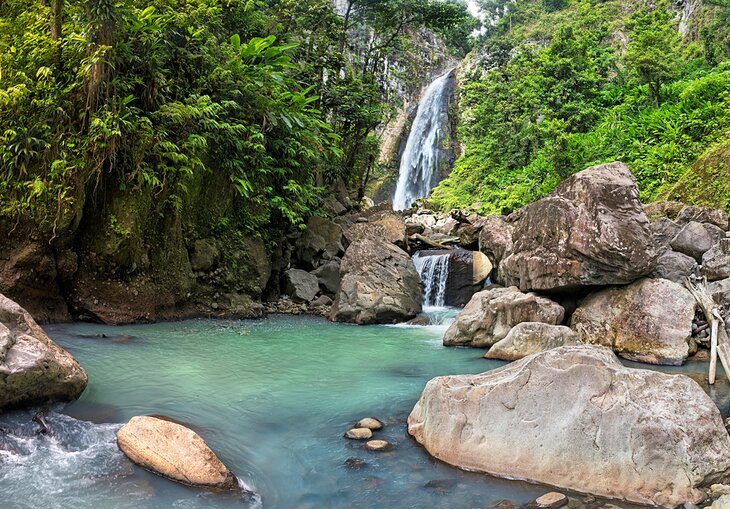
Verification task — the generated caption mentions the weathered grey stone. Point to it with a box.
[408,345,730,507]
[443,287,564,348]
[676,205,730,231]
[282,269,319,303]
[703,239,730,282]
[190,239,220,272]
[117,416,238,490]
[485,322,580,361]
[571,278,696,365]
[311,295,333,308]
[312,260,341,294]
[330,238,421,325]
[0,294,87,409]
[653,250,697,283]
[650,218,682,250]
[345,213,407,247]
[499,163,657,291]
[671,221,717,261]
[296,216,345,269]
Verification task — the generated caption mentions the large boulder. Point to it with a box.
[499,162,657,292]
[485,322,580,361]
[312,260,341,294]
[344,212,407,248]
[703,239,730,282]
[295,216,345,269]
[650,218,682,251]
[282,269,319,303]
[189,239,220,272]
[408,345,730,507]
[330,238,421,324]
[117,416,238,490]
[443,287,564,348]
[571,278,695,365]
[0,294,87,409]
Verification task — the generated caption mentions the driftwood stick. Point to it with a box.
[410,234,454,250]
[685,276,729,384]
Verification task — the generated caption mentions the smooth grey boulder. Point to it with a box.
[485,322,580,361]
[0,294,87,409]
[499,162,657,291]
[703,239,730,282]
[408,345,730,507]
[312,260,341,294]
[330,238,421,325]
[571,278,695,365]
[282,269,319,303]
[653,250,697,283]
[671,221,717,261]
[443,287,564,348]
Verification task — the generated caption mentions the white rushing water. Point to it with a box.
[412,252,450,308]
[392,70,454,210]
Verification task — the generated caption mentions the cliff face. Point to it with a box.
[0,170,272,324]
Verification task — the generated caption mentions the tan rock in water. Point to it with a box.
[357,418,383,430]
[117,416,238,490]
[344,427,373,440]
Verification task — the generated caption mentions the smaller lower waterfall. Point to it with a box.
[412,252,450,308]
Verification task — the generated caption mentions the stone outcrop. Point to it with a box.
[117,416,239,490]
[296,216,345,269]
[344,212,407,248]
[312,260,341,294]
[0,293,87,409]
[653,250,697,283]
[571,278,696,365]
[408,345,730,507]
[478,216,513,268]
[330,238,421,324]
[443,287,564,348]
[499,162,657,292]
[485,322,580,361]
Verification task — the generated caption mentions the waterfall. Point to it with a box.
[393,70,454,210]
[412,252,450,308]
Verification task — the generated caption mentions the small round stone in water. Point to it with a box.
[365,439,393,451]
[357,418,383,430]
[344,428,373,440]
[535,492,568,509]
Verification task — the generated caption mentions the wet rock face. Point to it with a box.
[570,278,696,365]
[443,287,564,348]
[329,238,421,325]
[408,345,730,507]
[499,162,657,292]
[116,416,239,490]
[0,293,87,409]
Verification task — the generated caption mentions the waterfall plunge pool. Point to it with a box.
[0,315,725,509]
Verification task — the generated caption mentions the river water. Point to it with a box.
[0,315,726,508]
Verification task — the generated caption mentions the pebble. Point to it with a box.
[536,492,568,509]
[344,428,372,440]
[365,439,393,451]
[357,417,383,430]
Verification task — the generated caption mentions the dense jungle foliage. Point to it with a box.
[0,0,472,235]
[431,0,730,214]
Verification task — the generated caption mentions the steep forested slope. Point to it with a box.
[431,0,730,214]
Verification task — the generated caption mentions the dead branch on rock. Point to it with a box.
[685,276,729,384]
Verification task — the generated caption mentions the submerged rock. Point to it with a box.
[408,345,730,507]
[499,162,657,291]
[443,287,564,348]
[571,278,695,365]
[330,238,421,325]
[116,416,238,490]
[485,322,580,361]
[0,293,87,409]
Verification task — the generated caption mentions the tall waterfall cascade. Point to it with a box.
[393,70,454,210]
[412,252,450,308]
